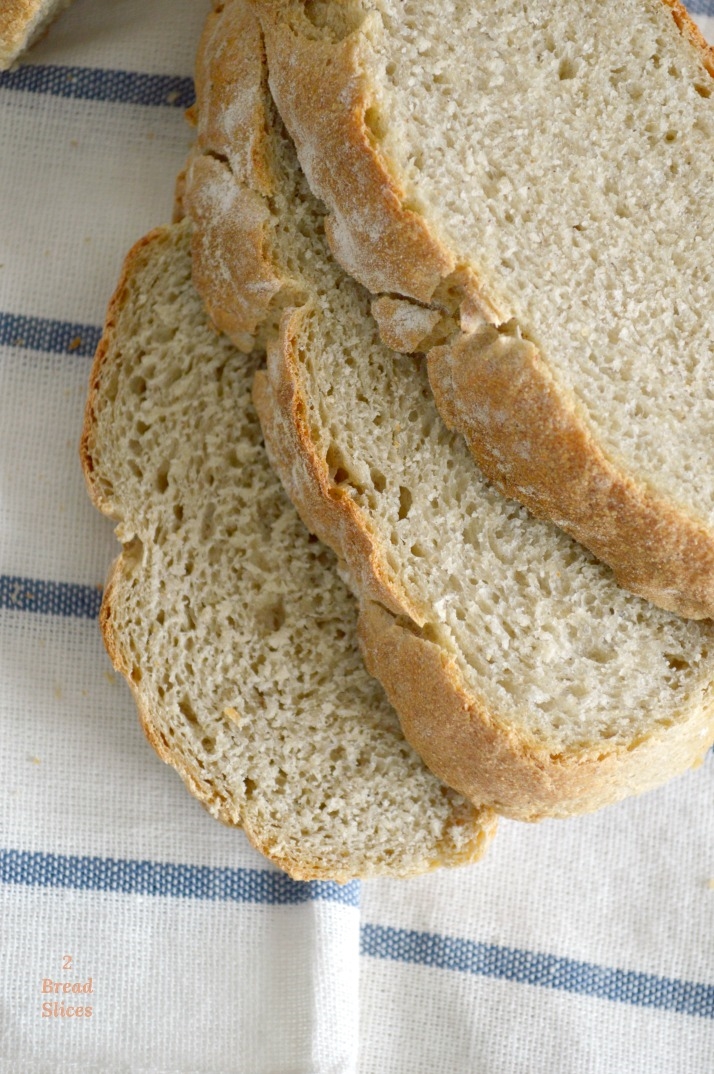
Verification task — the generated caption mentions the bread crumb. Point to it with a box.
[223,706,244,725]
[708,878,714,890]
[28,756,41,765]
[68,337,82,351]
[104,670,117,686]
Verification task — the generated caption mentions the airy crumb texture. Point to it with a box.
[0,0,75,69]
[80,220,495,881]
[364,0,714,519]
[255,0,714,618]
[191,1,714,818]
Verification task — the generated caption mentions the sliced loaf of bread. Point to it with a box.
[185,0,714,820]
[254,0,714,621]
[80,219,496,880]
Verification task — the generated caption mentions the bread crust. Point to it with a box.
[0,0,73,69]
[254,0,714,619]
[253,316,422,623]
[358,601,714,820]
[428,331,714,620]
[183,1,285,349]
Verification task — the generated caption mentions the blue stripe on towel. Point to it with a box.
[0,63,194,109]
[2,849,710,1016]
[0,576,103,619]
[0,311,101,357]
[0,849,360,907]
[360,923,714,1019]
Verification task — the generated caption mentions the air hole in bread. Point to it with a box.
[178,696,199,726]
[364,105,387,142]
[371,468,387,493]
[398,485,412,520]
[155,463,169,494]
[558,56,578,81]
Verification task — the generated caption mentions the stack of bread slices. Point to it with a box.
[82,0,714,880]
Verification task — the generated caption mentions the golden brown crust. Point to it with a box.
[252,314,422,622]
[0,0,67,68]
[0,0,40,63]
[428,329,714,620]
[80,227,170,516]
[358,601,714,820]
[255,0,714,618]
[183,1,285,349]
[186,150,282,352]
[661,0,714,77]
[255,0,457,304]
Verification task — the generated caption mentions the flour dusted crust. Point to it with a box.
[255,0,714,620]
[183,2,285,350]
[0,0,75,69]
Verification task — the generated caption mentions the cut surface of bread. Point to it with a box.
[80,219,495,881]
[0,0,75,69]
[185,0,714,820]
[254,0,714,620]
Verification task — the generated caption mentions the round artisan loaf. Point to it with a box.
[254,0,714,620]
[80,219,495,881]
[184,0,714,820]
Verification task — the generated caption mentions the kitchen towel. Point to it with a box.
[1,1,713,1071]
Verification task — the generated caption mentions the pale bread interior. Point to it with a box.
[236,75,714,760]
[82,220,494,881]
[345,0,714,526]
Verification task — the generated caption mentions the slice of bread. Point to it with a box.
[185,0,714,820]
[0,0,75,69]
[79,219,496,881]
[254,0,714,621]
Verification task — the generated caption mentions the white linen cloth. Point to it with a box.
[1,2,713,1071]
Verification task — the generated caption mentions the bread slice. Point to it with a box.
[0,0,75,69]
[79,220,496,881]
[184,0,714,820]
[253,0,714,621]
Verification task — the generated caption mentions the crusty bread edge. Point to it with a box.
[253,300,714,818]
[428,333,714,620]
[0,0,74,70]
[253,308,427,625]
[255,0,714,620]
[358,602,714,820]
